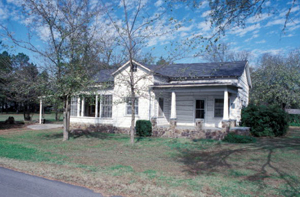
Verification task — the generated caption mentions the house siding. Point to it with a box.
[112,65,153,127]
[69,61,250,129]
[235,69,250,123]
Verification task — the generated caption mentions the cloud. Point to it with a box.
[266,19,285,27]
[251,48,283,58]
[0,2,9,21]
[290,5,300,13]
[154,0,163,7]
[288,24,300,31]
[245,34,259,42]
[197,21,211,33]
[201,10,211,18]
[246,13,271,24]
[283,33,293,37]
[256,40,266,44]
[230,24,261,37]
[178,24,194,32]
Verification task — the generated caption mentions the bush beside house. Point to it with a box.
[241,105,289,137]
[136,120,152,137]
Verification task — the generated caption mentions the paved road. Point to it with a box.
[0,167,104,197]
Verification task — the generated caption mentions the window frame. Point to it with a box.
[214,98,224,118]
[101,95,113,118]
[195,99,205,119]
[131,63,137,72]
[126,97,139,115]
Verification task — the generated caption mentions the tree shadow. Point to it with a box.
[69,129,129,141]
[174,127,300,195]
[0,121,25,130]
[37,132,63,140]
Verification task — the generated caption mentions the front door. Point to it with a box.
[195,100,205,119]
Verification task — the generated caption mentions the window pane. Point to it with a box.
[101,95,112,118]
[70,97,78,116]
[214,99,224,117]
[126,97,138,115]
[195,110,204,119]
[196,100,204,109]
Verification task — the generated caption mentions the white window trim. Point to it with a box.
[125,97,139,116]
[214,97,224,118]
[193,97,206,122]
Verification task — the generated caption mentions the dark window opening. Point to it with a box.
[195,100,205,119]
[131,63,137,72]
[84,97,95,117]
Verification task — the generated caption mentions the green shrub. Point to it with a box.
[289,114,300,126]
[240,105,289,137]
[136,120,152,137]
[223,133,256,143]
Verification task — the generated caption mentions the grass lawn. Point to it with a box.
[0,126,299,196]
[0,113,62,122]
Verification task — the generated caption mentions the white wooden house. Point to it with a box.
[68,60,251,129]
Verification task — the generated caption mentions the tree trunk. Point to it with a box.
[23,104,31,121]
[130,95,135,145]
[55,111,60,121]
[5,101,8,114]
[63,97,70,141]
[130,61,136,145]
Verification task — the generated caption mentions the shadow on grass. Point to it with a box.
[0,121,25,130]
[68,130,130,142]
[42,132,64,139]
[174,127,300,196]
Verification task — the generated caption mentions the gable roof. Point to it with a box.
[93,69,115,83]
[93,60,248,83]
[111,60,151,76]
[144,61,247,79]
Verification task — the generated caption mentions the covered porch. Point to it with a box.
[151,84,241,129]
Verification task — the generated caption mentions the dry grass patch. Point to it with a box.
[0,127,300,196]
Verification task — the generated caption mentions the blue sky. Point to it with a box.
[0,0,299,67]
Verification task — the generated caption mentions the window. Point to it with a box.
[131,63,137,72]
[126,97,138,115]
[195,100,205,119]
[70,96,78,117]
[158,98,164,117]
[214,99,224,117]
[84,96,95,117]
[101,95,112,118]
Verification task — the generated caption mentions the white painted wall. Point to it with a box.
[70,64,250,129]
[112,64,153,127]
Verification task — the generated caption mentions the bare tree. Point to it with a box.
[1,0,106,140]
[203,42,251,62]
[102,0,192,144]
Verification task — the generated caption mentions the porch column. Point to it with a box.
[81,97,85,117]
[170,91,176,119]
[223,88,229,120]
[99,94,102,118]
[170,91,177,128]
[39,98,42,124]
[95,95,98,117]
[77,97,80,117]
